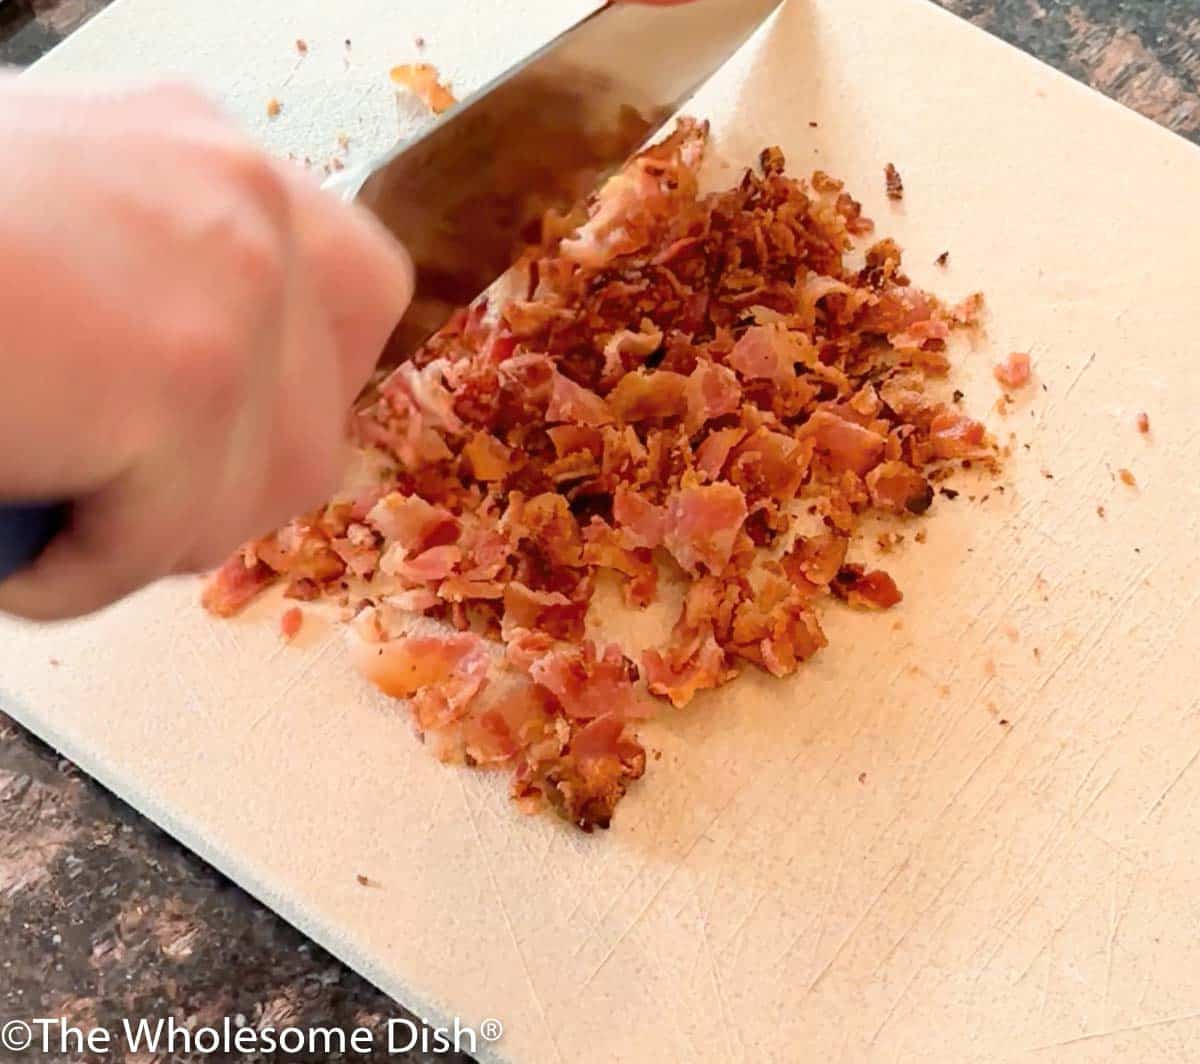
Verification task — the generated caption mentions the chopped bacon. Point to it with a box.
[783,533,849,590]
[643,627,735,708]
[280,606,304,641]
[801,410,887,476]
[613,486,667,549]
[884,163,904,200]
[865,461,933,514]
[729,324,805,384]
[832,565,903,609]
[993,352,1032,389]
[463,431,516,481]
[388,544,462,584]
[547,372,614,427]
[695,427,747,480]
[390,63,456,114]
[663,480,748,575]
[205,124,996,830]
[351,626,489,704]
[607,370,689,423]
[524,641,653,722]
[202,551,275,617]
[929,412,987,458]
[684,361,742,433]
[367,493,459,555]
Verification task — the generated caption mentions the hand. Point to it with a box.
[0,80,413,621]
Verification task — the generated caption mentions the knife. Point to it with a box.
[333,0,784,359]
[0,0,782,583]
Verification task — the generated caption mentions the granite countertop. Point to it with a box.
[1,1,1198,1061]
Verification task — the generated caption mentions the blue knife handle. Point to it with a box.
[0,503,68,581]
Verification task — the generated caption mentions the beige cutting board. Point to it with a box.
[5,1,1200,1060]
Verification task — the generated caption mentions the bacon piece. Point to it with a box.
[929,411,987,458]
[202,551,276,617]
[729,324,805,384]
[547,372,614,427]
[727,575,828,677]
[643,627,735,708]
[884,163,904,200]
[463,431,516,481]
[613,486,667,549]
[684,361,742,433]
[280,606,304,642]
[389,544,462,584]
[582,520,658,608]
[390,63,456,113]
[350,626,490,719]
[832,565,903,609]
[366,493,459,555]
[663,480,747,575]
[525,641,652,722]
[728,427,809,503]
[502,582,587,641]
[695,427,747,480]
[607,370,689,423]
[255,523,346,583]
[801,410,887,476]
[519,715,646,832]
[782,533,849,590]
[993,352,1032,389]
[865,461,933,514]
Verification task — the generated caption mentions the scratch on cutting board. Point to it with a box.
[1027,1009,1200,1052]
[1139,699,1200,822]
[803,858,911,996]
[455,776,565,1064]
[248,634,342,730]
[1062,351,1099,401]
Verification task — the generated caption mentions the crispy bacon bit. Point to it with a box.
[280,606,304,641]
[802,410,887,476]
[201,551,275,617]
[833,565,903,609]
[866,461,933,515]
[643,629,734,708]
[664,480,747,575]
[389,63,456,114]
[935,251,949,267]
[885,163,904,200]
[205,123,996,829]
[929,412,988,458]
[295,39,308,55]
[993,352,1032,389]
[547,372,614,427]
[266,97,282,118]
[1136,412,1150,434]
[1118,468,1137,487]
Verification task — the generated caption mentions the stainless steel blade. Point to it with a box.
[343,0,783,360]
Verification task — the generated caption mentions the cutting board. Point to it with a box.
[5,1,1200,1061]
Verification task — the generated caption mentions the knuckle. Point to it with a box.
[218,145,293,234]
[162,316,250,415]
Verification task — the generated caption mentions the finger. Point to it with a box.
[0,474,183,620]
[280,165,415,405]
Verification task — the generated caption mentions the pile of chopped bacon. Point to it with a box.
[203,119,993,831]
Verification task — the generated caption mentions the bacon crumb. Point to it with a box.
[280,607,303,641]
[203,121,996,830]
[1136,412,1150,434]
[266,98,282,118]
[1118,468,1137,487]
[935,251,949,267]
[993,352,1031,389]
[885,163,904,200]
[295,39,308,55]
[390,63,456,114]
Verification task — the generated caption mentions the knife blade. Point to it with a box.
[334,0,784,361]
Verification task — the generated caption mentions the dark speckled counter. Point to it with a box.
[1,1,1198,1061]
